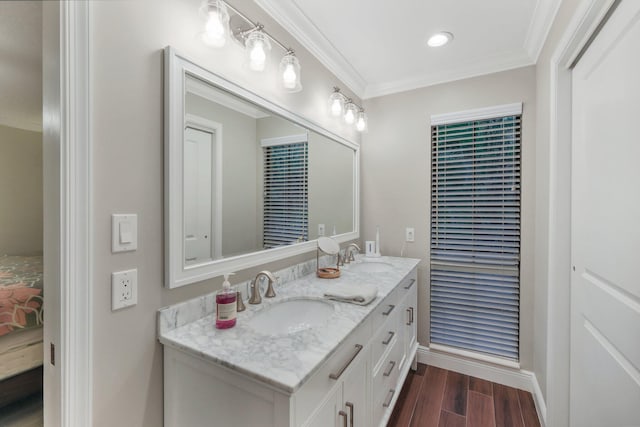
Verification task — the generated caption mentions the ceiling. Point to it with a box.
[0,1,42,132]
[255,0,560,99]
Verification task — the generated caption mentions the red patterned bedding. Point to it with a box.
[0,255,43,337]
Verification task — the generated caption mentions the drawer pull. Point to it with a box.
[383,360,396,377]
[382,389,396,408]
[404,278,416,290]
[409,307,414,324]
[329,344,363,380]
[345,402,354,427]
[382,331,395,345]
[382,304,395,316]
[406,308,411,325]
[339,410,348,427]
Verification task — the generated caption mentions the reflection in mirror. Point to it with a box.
[165,47,359,288]
[183,75,354,265]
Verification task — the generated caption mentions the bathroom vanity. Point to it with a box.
[158,256,419,427]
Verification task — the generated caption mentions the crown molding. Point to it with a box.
[524,0,562,62]
[363,50,534,99]
[254,0,367,98]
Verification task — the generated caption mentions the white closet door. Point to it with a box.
[571,2,640,426]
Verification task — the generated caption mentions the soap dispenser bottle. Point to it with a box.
[216,273,237,329]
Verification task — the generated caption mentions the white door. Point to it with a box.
[184,126,214,264]
[571,2,640,426]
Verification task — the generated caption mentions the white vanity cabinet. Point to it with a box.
[162,263,419,427]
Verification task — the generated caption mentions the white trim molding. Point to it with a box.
[543,1,617,426]
[417,345,547,426]
[431,102,522,125]
[524,0,563,62]
[42,0,92,425]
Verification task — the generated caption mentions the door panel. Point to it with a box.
[571,1,640,426]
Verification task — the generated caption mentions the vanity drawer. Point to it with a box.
[372,339,401,423]
[371,287,400,335]
[295,316,372,425]
[371,307,401,370]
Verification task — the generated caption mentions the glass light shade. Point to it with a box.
[246,30,271,72]
[201,0,230,47]
[328,90,345,117]
[279,53,302,92]
[356,110,368,132]
[344,102,357,124]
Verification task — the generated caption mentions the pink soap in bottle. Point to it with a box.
[216,273,237,329]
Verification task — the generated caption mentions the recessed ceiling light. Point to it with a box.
[427,32,453,48]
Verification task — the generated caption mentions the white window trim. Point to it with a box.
[431,102,523,125]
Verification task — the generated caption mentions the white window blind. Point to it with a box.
[430,105,521,361]
[263,137,308,249]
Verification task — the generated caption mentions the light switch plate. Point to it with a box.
[112,269,138,310]
[318,223,325,236]
[112,214,137,253]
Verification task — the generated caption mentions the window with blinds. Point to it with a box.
[430,104,521,362]
[262,137,308,249]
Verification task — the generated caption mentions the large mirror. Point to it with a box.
[164,47,359,288]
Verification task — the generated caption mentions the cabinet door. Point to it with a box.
[304,388,339,427]
[404,284,418,365]
[342,352,369,427]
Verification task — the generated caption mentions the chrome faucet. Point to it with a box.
[343,243,361,263]
[248,270,277,304]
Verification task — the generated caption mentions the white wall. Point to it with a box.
[361,66,537,370]
[0,124,42,255]
[89,0,360,425]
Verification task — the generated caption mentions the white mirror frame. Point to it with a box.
[164,46,360,288]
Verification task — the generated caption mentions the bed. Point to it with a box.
[0,255,44,383]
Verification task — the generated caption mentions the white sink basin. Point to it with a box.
[347,261,393,273]
[247,298,335,335]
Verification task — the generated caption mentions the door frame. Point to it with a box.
[545,1,617,425]
[43,1,91,425]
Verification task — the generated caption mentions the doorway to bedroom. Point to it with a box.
[0,1,45,425]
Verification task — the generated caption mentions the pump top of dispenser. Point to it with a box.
[222,272,235,290]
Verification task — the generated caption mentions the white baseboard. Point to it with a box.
[417,345,547,427]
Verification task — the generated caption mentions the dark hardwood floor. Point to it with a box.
[388,364,541,427]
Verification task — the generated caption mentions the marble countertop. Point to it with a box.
[158,255,420,394]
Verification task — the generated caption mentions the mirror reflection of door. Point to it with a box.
[184,125,218,265]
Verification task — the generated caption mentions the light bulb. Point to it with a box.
[282,63,297,89]
[344,103,357,124]
[356,111,367,132]
[331,99,343,116]
[204,11,226,46]
[249,40,267,71]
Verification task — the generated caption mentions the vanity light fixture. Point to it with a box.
[328,87,368,132]
[427,31,453,47]
[200,0,303,93]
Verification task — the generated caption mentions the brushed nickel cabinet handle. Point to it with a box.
[383,389,396,408]
[339,410,348,427]
[382,331,395,345]
[404,278,416,289]
[409,307,414,324]
[406,308,412,325]
[382,304,395,316]
[345,402,354,427]
[329,344,363,380]
[383,360,396,377]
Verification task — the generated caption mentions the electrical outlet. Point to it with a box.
[405,227,415,242]
[112,269,138,310]
[318,223,325,236]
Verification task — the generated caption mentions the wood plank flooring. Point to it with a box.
[388,364,541,427]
